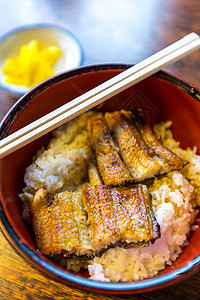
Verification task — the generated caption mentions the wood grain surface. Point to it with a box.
[0,0,200,299]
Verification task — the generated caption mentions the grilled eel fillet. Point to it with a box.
[87,112,131,185]
[82,184,160,251]
[31,184,160,257]
[31,189,92,256]
[88,156,103,186]
[88,111,186,185]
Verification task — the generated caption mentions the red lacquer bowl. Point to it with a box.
[0,64,200,295]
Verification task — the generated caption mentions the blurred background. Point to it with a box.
[0,0,199,120]
[0,1,200,299]
[0,0,199,80]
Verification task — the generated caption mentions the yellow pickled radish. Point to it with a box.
[2,40,61,88]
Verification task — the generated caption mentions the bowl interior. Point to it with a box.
[0,24,83,95]
[0,64,200,294]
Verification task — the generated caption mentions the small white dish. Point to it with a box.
[0,23,83,98]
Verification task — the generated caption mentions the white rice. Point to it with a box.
[88,171,197,282]
[21,114,199,283]
[22,111,94,195]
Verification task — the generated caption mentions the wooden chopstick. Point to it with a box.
[0,33,199,149]
[0,32,198,149]
[0,32,200,158]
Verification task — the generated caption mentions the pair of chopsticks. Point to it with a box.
[0,32,200,159]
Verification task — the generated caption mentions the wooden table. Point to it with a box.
[0,0,200,299]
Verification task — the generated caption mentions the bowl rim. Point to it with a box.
[0,22,84,95]
[0,63,200,294]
